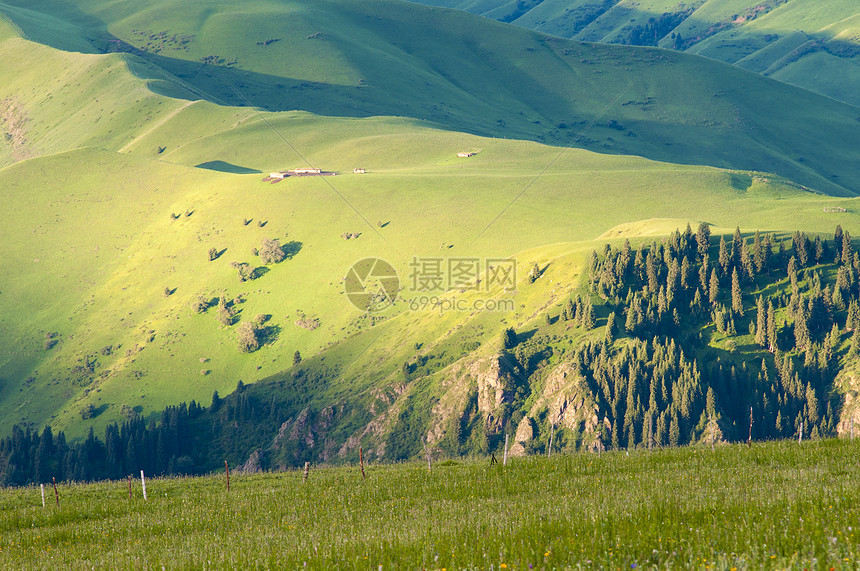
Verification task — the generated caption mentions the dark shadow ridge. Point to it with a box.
[195,161,261,174]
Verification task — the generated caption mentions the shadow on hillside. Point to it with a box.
[195,161,261,174]
[281,241,302,260]
[1,0,859,197]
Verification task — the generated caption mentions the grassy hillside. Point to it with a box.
[1,440,860,568]
[1,0,860,448]
[2,0,860,197]
[412,0,860,107]
[8,126,859,439]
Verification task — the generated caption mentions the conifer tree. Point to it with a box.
[669,411,680,447]
[835,225,844,262]
[741,239,755,282]
[787,256,799,293]
[762,233,773,271]
[847,300,860,332]
[794,304,810,351]
[718,236,730,274]
[842,230,853,266]
[753,230,764,272]
[604,312,616,344]
[814,235,824,264]
[732,226,742,267]
[696,222,710,258]
[580,299,595,330]
[766,300,777,352]
[731,268,743,315]
[755,296,767,347]
[709,268,720,306]
[793,231,809,267]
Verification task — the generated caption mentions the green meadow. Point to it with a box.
[0,0,859,455]
[2,440,860,569]
[412,0,860,107]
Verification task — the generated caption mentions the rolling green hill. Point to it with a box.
[1,0,860,462]
[411,0,860,107]
[1,0,860,197]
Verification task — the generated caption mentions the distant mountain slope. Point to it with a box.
[1,0,860,197]
[410,0,860,107]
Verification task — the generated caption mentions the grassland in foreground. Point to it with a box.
[2,439,860,569]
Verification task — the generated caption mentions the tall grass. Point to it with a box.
[1,439,859,569]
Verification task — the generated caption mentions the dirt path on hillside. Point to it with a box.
[117,99,196,153]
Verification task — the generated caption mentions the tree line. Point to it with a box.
[563,224,856,449]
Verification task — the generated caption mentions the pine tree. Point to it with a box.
[210,390,222,411]
[835,225,845,262]
[763,233,773,272]
[718,236,730,274]
[766,300,777,352]
[842,230,853,266]
[709,268,720,306]
[580,299,595,330]
[787,256,799,293]
[706,386,717,417]
[669,411,680,447]
[604,312,616,344]
[814,235,824,264]
[680,256,691,289]
[753,230,764,273]
[755,296,767,348]
[646,251,659,292]
[699,255,710,292]
[794,304,810,351]
[696,222,710,258]
[741,239,754,282]
[502,327,517,349]
[732,226,742,267]
[848,301,860,332]
[731,268,743,315]
[805,383,820,427]
[793,231,809,267]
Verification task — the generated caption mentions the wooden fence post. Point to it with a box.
[547,424,555,458]
[359,447,366,480]
[52,477,59,508]
[303,462,310,484]
[799,421,803,445]
[503,434,509,466]
[140,470,148,501]
[748,406,753,446]
[225,461,230,492]
[40,483,45,508]
[127,475,132,500]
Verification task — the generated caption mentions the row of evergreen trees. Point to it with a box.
[570,224,856,447]
[0,382,294,486]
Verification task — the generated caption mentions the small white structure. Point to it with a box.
[269,172,289,179]
[354,168,366,174]
[457,152,476,158]
[293,167,322,175]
